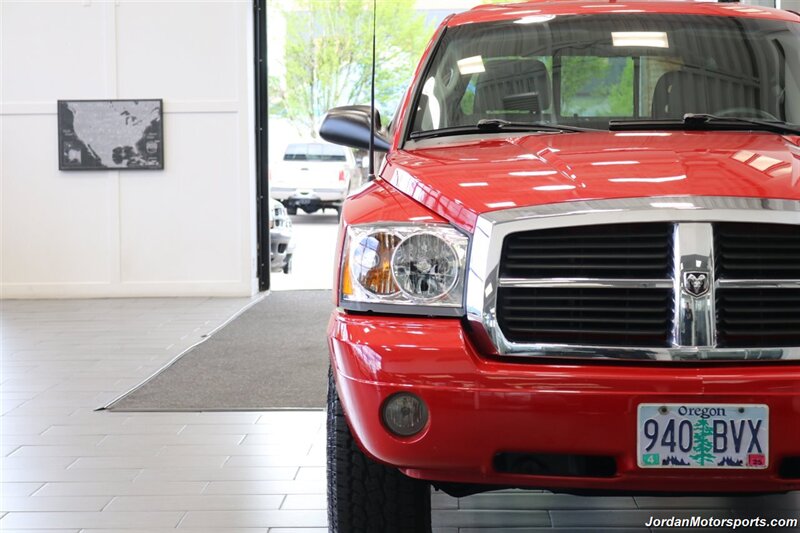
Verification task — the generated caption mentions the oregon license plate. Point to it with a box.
[637,404,769,469]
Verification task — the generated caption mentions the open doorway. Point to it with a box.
[255,0,436,293]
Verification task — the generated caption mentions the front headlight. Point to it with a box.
[341,224,469,315]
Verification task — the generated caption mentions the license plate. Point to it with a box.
[295,198,312,205]
[637,403,768,469]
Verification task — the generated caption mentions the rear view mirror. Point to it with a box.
[319,105,390,153]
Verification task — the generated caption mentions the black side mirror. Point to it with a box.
[319,105,391,153]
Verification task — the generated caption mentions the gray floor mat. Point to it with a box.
[107,290,332,410]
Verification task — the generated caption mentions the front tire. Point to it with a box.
[327,367,431,533]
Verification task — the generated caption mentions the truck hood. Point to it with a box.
[386,131,800,231]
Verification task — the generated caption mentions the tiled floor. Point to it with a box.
[1,297,798,532]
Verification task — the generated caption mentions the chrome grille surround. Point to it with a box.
[465,196,800,361]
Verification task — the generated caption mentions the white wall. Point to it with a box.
[0,0,257,298]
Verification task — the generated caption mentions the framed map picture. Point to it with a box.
[58,99,164,170]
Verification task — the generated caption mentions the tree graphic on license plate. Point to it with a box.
[690,419,716,466]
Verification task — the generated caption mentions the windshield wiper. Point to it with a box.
[610,114,800,136]
[409,119,597,140]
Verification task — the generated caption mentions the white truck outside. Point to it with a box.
[271,141,359,216]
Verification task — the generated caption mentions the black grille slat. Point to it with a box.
[717,289,800,348]
[722,294,800,303]
[725,307,800,314]
[509,231,668,242]
[506,241,669,251]
[721,318,800,326]
[504,263,669,271]
[725,264,800,271]
[502,294,664,302]
[501,223,673,279]
[505,327,669,336]
[498,223,673,348]
[492,220,800,354]
[506,240,666,249]
[503,305,665,313]
[723,253,800,260]
[715,223,800,348]
[506,253,664,260]
[716,223,800,280]
[504,316,666,325]
[497,287,672,347]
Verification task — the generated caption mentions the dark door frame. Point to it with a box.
[254,0,270,291]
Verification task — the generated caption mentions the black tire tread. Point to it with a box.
[327,367,431,533]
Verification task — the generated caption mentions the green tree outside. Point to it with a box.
[561,56,634,117]
[273,0,431,137]
[608,59,634,116]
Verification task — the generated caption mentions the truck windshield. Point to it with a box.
[409,13,800,137]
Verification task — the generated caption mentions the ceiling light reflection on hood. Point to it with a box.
[514,14,556,24]
[534,185,576,191]
[510,170,558,177]
[591,160,639,166]
[610,175,686,183]
[486,201,517,209]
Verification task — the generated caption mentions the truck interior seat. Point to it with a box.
[473,59,551,121]
[651,69,759,119]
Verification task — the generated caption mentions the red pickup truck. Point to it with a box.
[319,2,800,531]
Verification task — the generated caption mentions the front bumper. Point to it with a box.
[272,187,346,206]
[328,310,800,493]
[269,230,294,272]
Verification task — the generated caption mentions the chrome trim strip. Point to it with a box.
[498,278,673,289]
[674,223,715,349]
[466,196,800,361]
[482,196,800,226]
[473,343,798,361]
[717,280,800,289]
[340,301,464,317]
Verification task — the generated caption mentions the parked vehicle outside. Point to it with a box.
[268,198,295,274]
[271,141,359,216]
[320,2,800,531]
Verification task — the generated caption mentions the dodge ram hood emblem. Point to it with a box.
[683,272,710,297]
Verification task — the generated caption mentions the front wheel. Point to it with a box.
[327,367,431,533]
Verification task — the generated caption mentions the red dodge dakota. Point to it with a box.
[318,1,800,531]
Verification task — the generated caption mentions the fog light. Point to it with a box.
[382,393,428,437]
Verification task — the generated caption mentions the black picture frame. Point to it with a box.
[58,99,164,171]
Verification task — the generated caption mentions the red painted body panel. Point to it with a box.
[329,311,800,492]
[448,0,800,26]
[385,132,800,232]
[329,1,800,493]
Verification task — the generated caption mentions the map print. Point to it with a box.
[58,100,163,170]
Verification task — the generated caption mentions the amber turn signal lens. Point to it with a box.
[350,231,400,295]
[341,252,354,297]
